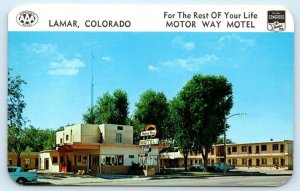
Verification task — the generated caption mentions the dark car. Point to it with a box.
[189,163,205,171]
[217,163,235,172]
[212,163,234,172]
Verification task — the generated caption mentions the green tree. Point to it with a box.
[23,126,44,152]
[215,136,235,144]
[170,74,233,171]
[169,97,194,171]
[82,107,96,124]
[113,89,129,124]
[83,89,129,125]
[133,89,169,140]
[7,69,27,166]
[23,126,56,152]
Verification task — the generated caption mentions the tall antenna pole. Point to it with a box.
[91,47,94,112]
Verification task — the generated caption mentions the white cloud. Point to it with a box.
[182,42,196,51]
[162,55,218,72]
[48,58,85,76]
[48,68,79,76]
[217,34,255,48]
[26,43,57,55]
[49,58,84,68]
[24,43,85,76]
[171,36,196,51]
[101,56,112,62]
[148,65,159,72]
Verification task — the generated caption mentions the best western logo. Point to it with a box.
[16,10,39,27]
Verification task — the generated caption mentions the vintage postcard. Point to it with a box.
[7,4,294,186]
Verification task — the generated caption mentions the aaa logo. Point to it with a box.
[16,11,39,27]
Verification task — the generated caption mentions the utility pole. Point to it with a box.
[224,113,246,175]
[91,48,94,114]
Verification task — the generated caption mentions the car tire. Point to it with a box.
[16,177,27,184]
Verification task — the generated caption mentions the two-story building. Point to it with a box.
[160,140,293,170]
[39,124,162,174]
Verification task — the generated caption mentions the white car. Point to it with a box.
[8,166,38,184]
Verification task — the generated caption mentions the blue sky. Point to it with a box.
[8,32,293,143]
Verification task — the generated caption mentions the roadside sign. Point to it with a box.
[139,138,159,145]
[140,130,156,137]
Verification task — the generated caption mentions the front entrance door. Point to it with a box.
[249,159,252,166]
[281,158,285,167]
[256,159,260,166]
[45,158,49,170]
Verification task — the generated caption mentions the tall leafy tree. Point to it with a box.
[133,89,169,140]
[82,107,96,124]
[83,89,129,125]
[169,97,194,171]
[23,126,56,152]
[95,92,115,123]
[112,89,129,124]
[8,69,27,166]
[170,74,233,171]
[215,136,235,144]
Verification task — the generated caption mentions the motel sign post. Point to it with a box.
[139,124,159,176]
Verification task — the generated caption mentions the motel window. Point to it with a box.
[52,157,58,164]
[242,158,247,165]
[273,158,279,165]
[117,155,124,166]
[262,158,267,165]
[261,145,267,151]
[272,144,279,151]
[78,155,81,162]
[232,146,237,152]
[116,133,122,143]
[129,155,134,158]
[66,135,69,141]
[102,155,123,166]
[242,146,247,152]
[232,159,237,165]
[91,155,99,166]
[117,126,123,130]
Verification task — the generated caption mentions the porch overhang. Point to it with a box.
[58,143,100,152]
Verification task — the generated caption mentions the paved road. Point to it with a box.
[36,174,291,186]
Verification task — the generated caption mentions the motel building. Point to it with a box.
[160,140,293,170]
[7,127,293,174]
[38,124,163,175]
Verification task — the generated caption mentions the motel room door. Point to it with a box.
[280,158,285,167]
[45,158,49,170]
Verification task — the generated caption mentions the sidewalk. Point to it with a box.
[233,167,293,175]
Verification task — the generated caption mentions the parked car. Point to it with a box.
[214,163,235,172]
[8,166,38,184]
[189,163,205,172]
